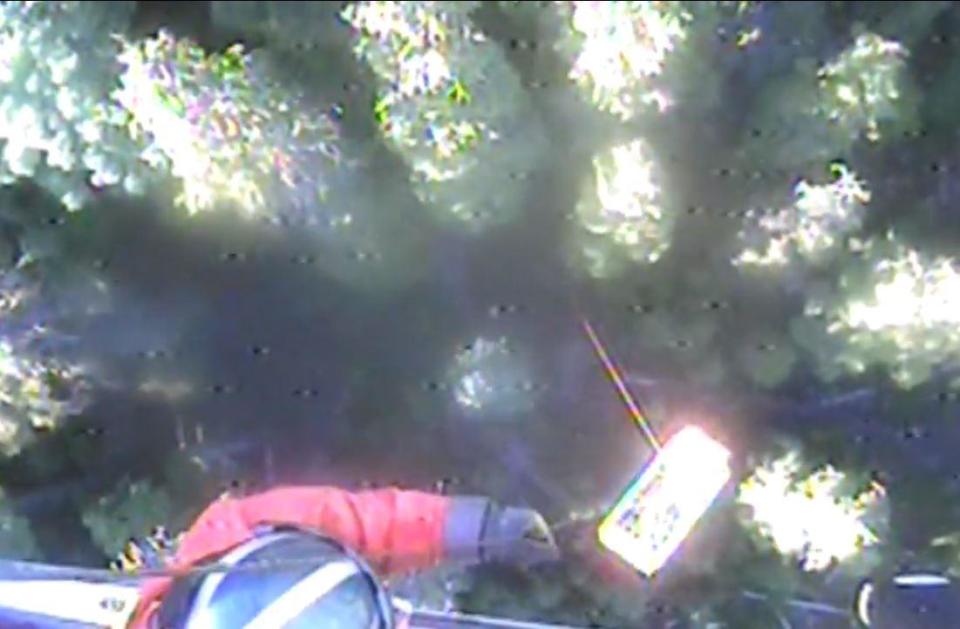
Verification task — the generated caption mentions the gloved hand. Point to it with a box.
[443,497,559,568]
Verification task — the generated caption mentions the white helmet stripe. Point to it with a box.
[894,574,951,587]
[185,532,298,628]
[242,560,360,629]
[856,582,874,626]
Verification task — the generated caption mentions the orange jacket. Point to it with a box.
[130,486,452,628]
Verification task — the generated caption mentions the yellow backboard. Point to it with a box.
[598,425,731,576]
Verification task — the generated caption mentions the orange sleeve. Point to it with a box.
[176,486,452,573]
[130,486,452,628]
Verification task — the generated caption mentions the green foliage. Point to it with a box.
[0,490,39,560]
[80,478,173,558]
[3,2,960,626]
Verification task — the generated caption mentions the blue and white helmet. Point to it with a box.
[855,573,960,628]
[157,528,395,628]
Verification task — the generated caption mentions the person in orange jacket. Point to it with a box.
[129,485,559,628]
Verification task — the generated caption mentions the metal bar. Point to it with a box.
[409,607,586,629]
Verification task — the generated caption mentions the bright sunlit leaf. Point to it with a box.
[735,163,871,269]
[559,1,690,119]
[738,452,886,571]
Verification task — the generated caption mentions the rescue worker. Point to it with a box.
[130,484,560,628]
